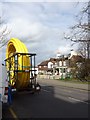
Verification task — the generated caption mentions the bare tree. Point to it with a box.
[64,2,90,59]
[64,2,90,81]
[0,17,10,48]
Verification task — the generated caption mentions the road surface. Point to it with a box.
[0,96,2,120]
[2,79,89,119]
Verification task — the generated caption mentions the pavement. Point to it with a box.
[37,78,89,91]
[0,96,2,120]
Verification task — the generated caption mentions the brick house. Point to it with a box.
[38,51,84,79]
[38,58,56,75]
[38,60,49,74]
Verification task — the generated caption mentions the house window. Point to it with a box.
[63,61,66,66]
[39,66,41,68]
[51,64,53,68]
[59,61,62,66]
[44,66,46,67]
[63,68,66,73]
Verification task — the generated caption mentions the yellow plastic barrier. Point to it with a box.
[6,38,30,89]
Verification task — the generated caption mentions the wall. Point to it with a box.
[48,62,53,68]
[37,74,60,80]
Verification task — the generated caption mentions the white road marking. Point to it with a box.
[68,97,89,104]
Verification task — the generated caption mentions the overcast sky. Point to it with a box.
[0,0,88,65]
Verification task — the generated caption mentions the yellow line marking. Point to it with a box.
[9,107,18,119]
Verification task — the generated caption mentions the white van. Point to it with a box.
[0,63,8,103]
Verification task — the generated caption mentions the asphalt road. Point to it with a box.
[2,79,89,119]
